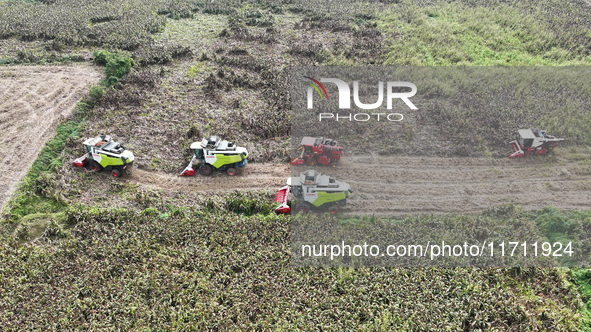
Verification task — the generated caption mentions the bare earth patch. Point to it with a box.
[0,64,101,212]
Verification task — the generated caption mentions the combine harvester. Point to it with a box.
[275,170,352,214]
[180,136,248,176]
[72,135,135,178]
[290,136,343,166]
[508,128,564,158]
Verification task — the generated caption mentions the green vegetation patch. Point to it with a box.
[154,13,226,54]
[572,269,591,329]
[378,1,591,65]
[92,50,135,86]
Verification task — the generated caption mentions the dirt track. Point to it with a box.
[129,163,290,193]
[333,155,591,215]
[126,154,591,215]
[0,65,101,213]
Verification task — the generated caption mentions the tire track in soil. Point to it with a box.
[0,65,102,214]
[126,155,591,216]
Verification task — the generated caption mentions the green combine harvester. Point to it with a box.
[274,170,352,214]
[180,136,248,176]
[72,135,135,178]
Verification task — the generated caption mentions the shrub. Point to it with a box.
[92,50,135,86]
[86,85,106,106]
[92,50,110,66]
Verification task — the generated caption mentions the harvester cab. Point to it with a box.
[508,128,564,158]
[290,136,343,166]
[72,135,135,178]
[180,136,248,176]
[274,170,352,214]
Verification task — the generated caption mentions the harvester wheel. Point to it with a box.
[90,160,102,172]
[294,203,310,214]
[111,168,121,178]
[199,164,213,176]
[326,205,338,215]
[226,167,236,176]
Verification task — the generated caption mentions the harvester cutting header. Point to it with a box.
[508,128,564,158]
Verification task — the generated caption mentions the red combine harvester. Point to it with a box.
[508,128,564,158]
[290,137,343,166]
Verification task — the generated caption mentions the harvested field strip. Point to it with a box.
[0,65,101,213]
[123,154,591,215]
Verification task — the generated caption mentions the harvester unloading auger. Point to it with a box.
[290,137,343,166]
[508,128,564,158]
[72,135,135,178]
[275,170,352,214]
[180,136,248,176]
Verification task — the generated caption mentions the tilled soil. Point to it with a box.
[0,64,101,213]
[125,154,591,215]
